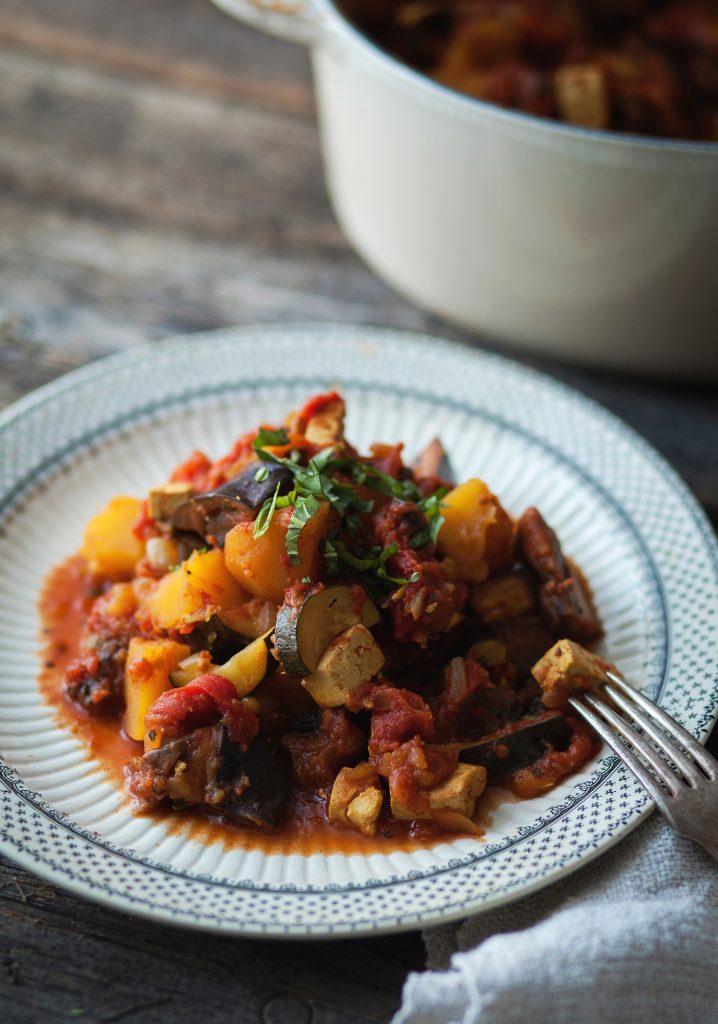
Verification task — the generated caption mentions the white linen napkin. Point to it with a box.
[394,813,718,1024]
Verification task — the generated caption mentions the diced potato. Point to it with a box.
[437,479,514,584]
[224,502,333,603]
[532,639,612,709]
[302,623,385,707]
[391,763,487,822]
[93,582,137,621]
[554,64,609,129]
[123,637,191,742]
[144,548,248,631]
[328,763,383,835]
[148,483,193,525]
[81,496,145,579]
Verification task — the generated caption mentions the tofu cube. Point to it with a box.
[302,623,385,707]
[304,397,345,447]
[554,64,609,129]
[328,763,383,836]
[390,762,487,822]
[148,483,194,525]
[346,788,384,836]
[532,638,612,709]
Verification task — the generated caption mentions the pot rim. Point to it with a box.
[315,0,718,155]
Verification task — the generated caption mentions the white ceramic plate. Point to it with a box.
[1,324,717,938]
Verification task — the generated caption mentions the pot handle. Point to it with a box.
[210,0,321,47]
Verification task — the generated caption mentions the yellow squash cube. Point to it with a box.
[123,637,191,742]
[81,496,145,579]
[145,548,248,631]
[437,479,514,584]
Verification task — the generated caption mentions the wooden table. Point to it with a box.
[0,2,716,1021]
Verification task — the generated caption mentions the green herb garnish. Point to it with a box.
[251,432,446,588]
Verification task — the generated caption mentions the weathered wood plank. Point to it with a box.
[0,0,313,111]
[0,2,717,1021]
[0,857,424,1023]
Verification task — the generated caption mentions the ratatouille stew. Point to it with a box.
[49,393,611,844]
[338,0,718,141]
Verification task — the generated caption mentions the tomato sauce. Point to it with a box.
[38,556,503,854]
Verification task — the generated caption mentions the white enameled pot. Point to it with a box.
[211,0,718,376]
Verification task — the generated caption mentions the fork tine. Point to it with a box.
[606,671,717,779]
[580,693,681,794]
[568,696,676,818]
[604,684,705,787]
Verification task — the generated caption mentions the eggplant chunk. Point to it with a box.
[532,639,612,709]
[190,613,248,662]
[518,508,601,640]
[172,462,294,546]
[275,584,380,678]
[412,437,454,484]
[222,734,292,830]
[459,712,571,781]
[470,567,537,624]
[128,723,227,812]
[129,725,291,830]
[302,623,385,707]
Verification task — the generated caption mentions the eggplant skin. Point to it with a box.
[459,712,570,782]
[171,462,294,546]
[222,735,293,831]
[226,462,295,511]
[190,613,248,662]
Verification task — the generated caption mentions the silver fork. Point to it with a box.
[569,671,718,862]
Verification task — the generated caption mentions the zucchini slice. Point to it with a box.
[274,585,379,678]
[170,629,276,697]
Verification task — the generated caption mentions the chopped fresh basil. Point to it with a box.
[253,481,282,539]
[254,465,270,482]
[286,494,320,565]
[253,426,290,452]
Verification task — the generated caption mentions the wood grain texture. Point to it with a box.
[0,0,717,1020]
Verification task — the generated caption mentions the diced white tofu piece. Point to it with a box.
[328,763,383,834]
[346,787,384,836]
[554,64,609,129]
[390,762,487,821]
[302,623,384,707]
[304,397,345,446]
[148,483,194,524]
[532,638,612,709]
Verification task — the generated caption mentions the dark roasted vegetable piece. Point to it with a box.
[65,636,128,716]
[458,712,571,782]
[128,723,227,812]
[412,437,454,485]
[518,508,601,640]
[222,734,292,830]
[275,585,379,678]
[128,725,291,829]
[190,613,248,662]
[172,462,294,546]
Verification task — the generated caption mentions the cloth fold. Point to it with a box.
[395,815,718,1024]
